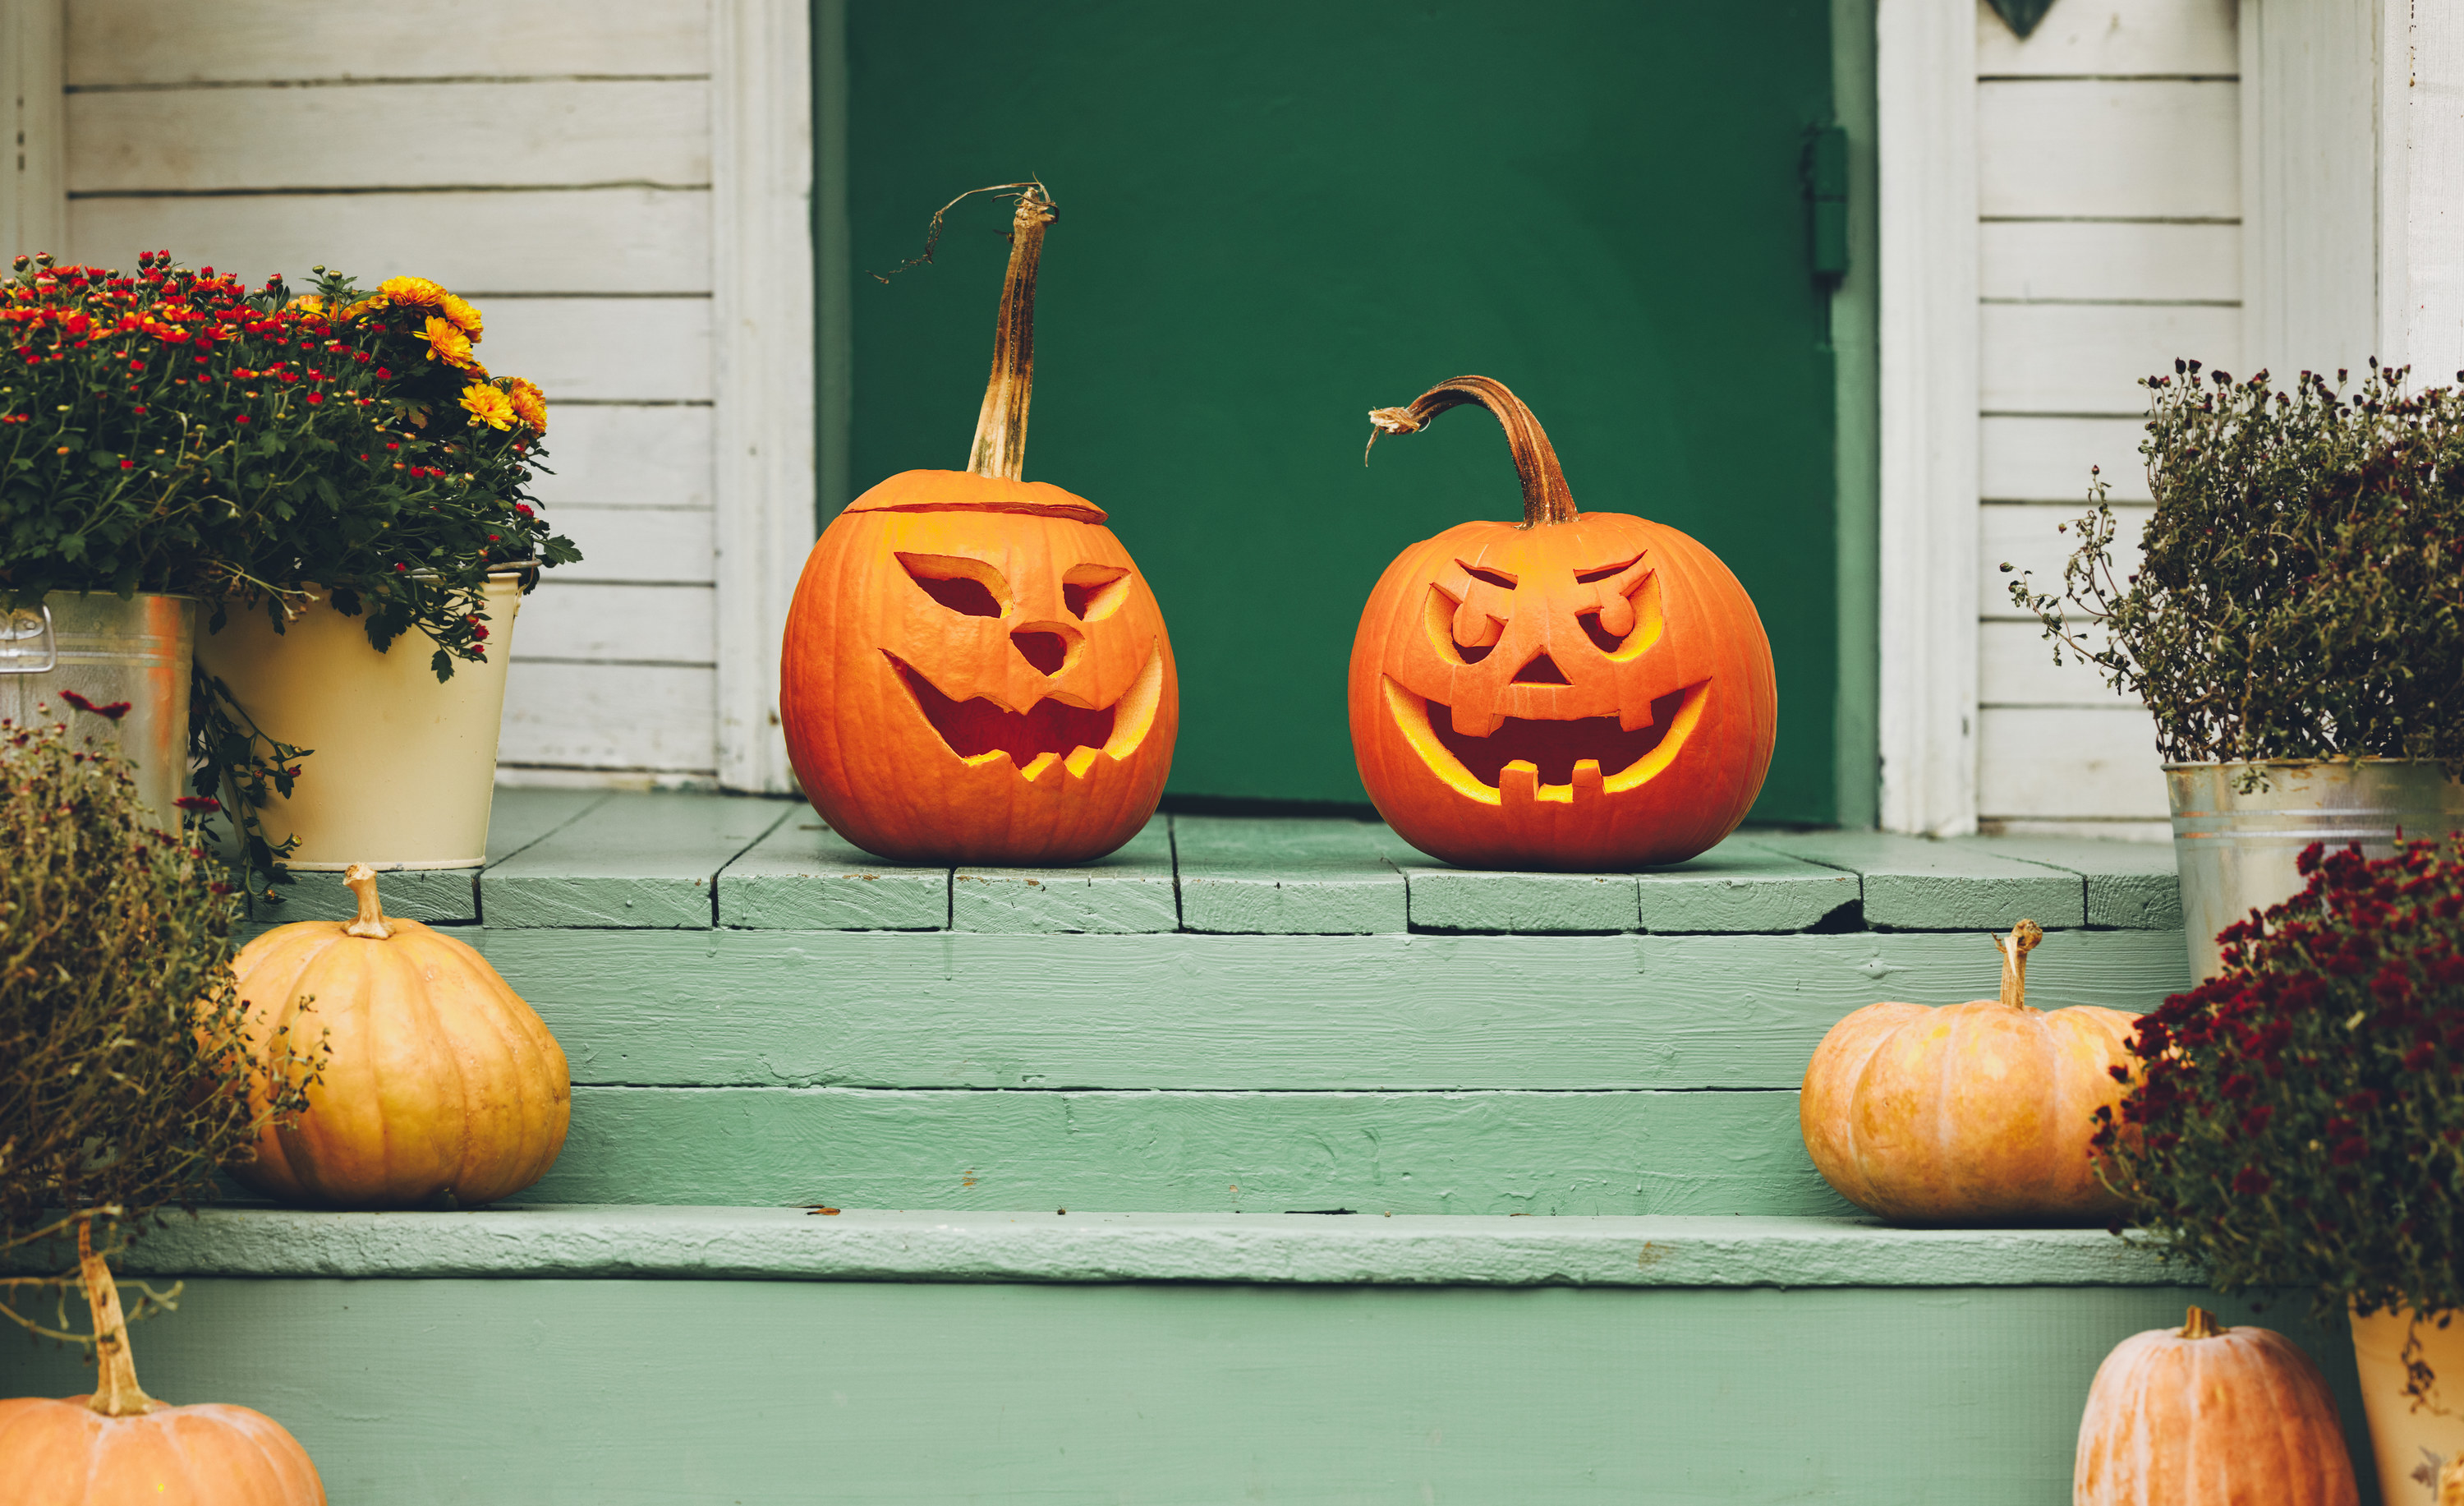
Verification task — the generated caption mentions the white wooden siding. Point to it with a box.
[1971,0,2238,839]
[62,0,720,784]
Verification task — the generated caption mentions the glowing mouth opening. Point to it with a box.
[890,644,1164,781]
[1381,675,1708,805]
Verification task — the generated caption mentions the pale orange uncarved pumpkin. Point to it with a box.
[0,1221,324,1505]
[2076,1306,2357,1506]
[228,864,569,1208]
[1349,377,1777,870]
[1799,920,2137,1223]
[780,183,1176,864]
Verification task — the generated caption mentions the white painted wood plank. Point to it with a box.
[1980,416,2154,500]
[1979,80,2239,219]
[551,508,715,586]
[1878,0,1981,836]
[499,661,715,773]
[1980,302,2240,414]
[67,0,710,85]
[1976,0,2237,77]
[1978,706,2169,819]
[1980,501,2154,619]
[472,297,711,403]
[2,0,66,261]
[2389,0,2464,382]
[529,406,712,510]
[512,582,715,664]
[67,81,710,193]
[68,187,709,293]
[1979,619,2142,707]
[1981,221,2239,302]
[2238,0,2377,381]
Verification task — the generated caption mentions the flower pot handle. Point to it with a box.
[0,604,57,674]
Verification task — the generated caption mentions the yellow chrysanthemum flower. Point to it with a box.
[380,276,448,309]
[286,294,326,315]
[504,376,547,435]
[424,315,487,375]
[342,296,386,320]
[439,292,484,340]
[461,383,517,431]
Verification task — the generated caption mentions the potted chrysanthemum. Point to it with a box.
[183,261,579,897]
[1,251,578,897]
[2095,838,2464,1503]
[2009,361,2464,980]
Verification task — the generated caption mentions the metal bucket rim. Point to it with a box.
[31,590,203,605]
[2163,758,2455,773]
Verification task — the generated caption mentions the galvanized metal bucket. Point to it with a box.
[2167,759,2464,979]
[0,592,197,829]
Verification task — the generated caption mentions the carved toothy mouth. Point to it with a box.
[889,643,1165,781]
[1381,675,1709,804]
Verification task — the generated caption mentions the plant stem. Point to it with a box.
[78,1217,159,1417]
[966,185,1059,481]
[1366,375,1579,527]
[2178,1306,2225,1339]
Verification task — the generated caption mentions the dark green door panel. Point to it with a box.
[845,1,1838,820]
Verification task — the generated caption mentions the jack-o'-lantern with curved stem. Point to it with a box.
[1349,376,1776,870]
[780,184,1178,864]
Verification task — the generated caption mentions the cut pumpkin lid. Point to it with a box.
[843,468,1106,523]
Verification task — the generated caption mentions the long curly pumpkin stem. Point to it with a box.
[79,1217,160,1417]
[967,183,1059,481]
[1365,375,1579,527]
[1993,919,2043,1009]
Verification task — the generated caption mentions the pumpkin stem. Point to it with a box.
[342,862,393,939]
[2179,1306,2227,1339]
[1992,919,2043,1009]
[966,182,1059,481]
[78,1216,160,1417]
[1365,375,1579,527]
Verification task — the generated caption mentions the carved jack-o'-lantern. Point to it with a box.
[1349,377,1775,870]
[780,186,1178,864]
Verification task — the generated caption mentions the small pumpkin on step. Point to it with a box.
[0,1219,325,1504]
[224,864,570,1209]
[1799,919,2138,1223]
[2076,1306,2357,1506]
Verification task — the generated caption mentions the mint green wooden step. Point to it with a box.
[251,790,2185,934]
[0,1211,2376,1505]
[462,924,2183,1214]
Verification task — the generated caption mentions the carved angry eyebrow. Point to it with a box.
[1458,560,1518,588]
[1574,554,1643,585]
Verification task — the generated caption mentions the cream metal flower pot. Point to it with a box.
[2165,760,2464,980]
[2350,1307,2464,1505]
[0,592,195,829]
[195,574,525,868]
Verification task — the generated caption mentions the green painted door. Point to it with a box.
[844,1,1840,820]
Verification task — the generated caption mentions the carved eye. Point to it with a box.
[1574,554,1642,586]
[1459,560,1518,589]
[1578,571,1665,659]
[1425,584,1501,665]
[898,553,1008,617]
[1062,564,1133,621]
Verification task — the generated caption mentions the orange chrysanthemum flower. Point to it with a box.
[380,276,448,309]
[461,382,517,431]
[285,294,327,315]
[424,316,486,375]
[439,292,484,340]
[504,376,547,434]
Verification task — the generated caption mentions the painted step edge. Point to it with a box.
[21,1207,2193,1288]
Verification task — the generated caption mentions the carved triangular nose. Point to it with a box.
[1012,625,1073,675]
[1511,651,1570,685]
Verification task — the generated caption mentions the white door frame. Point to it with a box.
[1873,0,1979,836]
